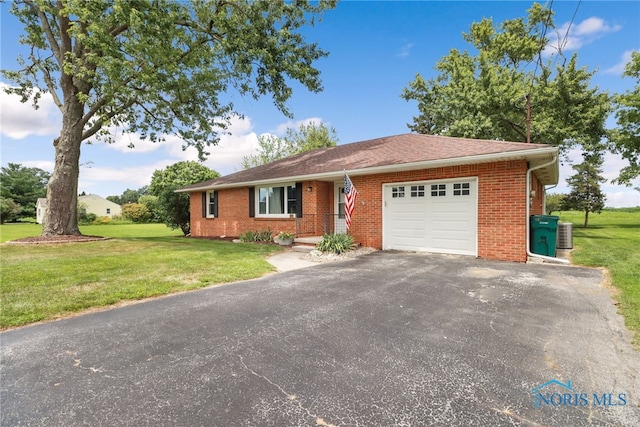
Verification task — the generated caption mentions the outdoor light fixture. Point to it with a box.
[307,186,313,192]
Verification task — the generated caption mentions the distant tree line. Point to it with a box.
[0,163,50,224]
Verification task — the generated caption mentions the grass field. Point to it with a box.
[558,208,640,347]
[1,212,639,345]
[0,223,283,328]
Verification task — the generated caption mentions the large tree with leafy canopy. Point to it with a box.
[1,0,335,236]
[149,161,219,235]
[241,121,338,169]
[401,3,610,156]
[610,51,640,185]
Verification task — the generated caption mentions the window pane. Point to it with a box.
[208,192,215,215]
[392,186,405,198]
[287,185,296,215]
[259,188,267,214]
[269,187,284,214]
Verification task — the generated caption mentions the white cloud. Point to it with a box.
[101,126,169,153]
[605,190,640,208]
[273,117,324,135]
[397,42,414,58]
[603,49,637,75]
[78,159,174,196]
[544,16,621,56]
[161,115,261,175]
[0,82,61,139]
[64,114,332,195]
[21,160,55,173]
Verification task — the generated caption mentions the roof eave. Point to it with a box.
[177,146,559,192]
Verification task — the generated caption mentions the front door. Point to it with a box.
[334,183,346,234]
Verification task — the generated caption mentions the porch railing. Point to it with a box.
[295,214,316,236]
[323,213,348,235]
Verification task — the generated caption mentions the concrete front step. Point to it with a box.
[294,236,323,245]
[292,245,316,253]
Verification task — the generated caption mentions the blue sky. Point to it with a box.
[1,1,639,207]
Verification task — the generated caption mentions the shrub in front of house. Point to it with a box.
[239,229,274,243]
[122,203,152,223]
[317,233,355,254]
[78,212,97,225]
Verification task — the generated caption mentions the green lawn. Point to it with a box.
[2,213,639,345]
[0,223,283,328]
[558,208,640,347]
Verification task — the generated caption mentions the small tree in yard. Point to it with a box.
[563,154,607,228]
[545,193,566,215]
[149,161,219,235]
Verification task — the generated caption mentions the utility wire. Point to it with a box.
[557,0,582,63]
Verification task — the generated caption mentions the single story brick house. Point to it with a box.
[178,134,559,262]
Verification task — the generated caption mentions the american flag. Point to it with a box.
[343,172,358,231]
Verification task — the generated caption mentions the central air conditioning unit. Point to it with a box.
[557,222,573,249]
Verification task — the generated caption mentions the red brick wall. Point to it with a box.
[190,187,296,238]
[530,173,544,216]
[190,160,542,262]
[345,160,531,262]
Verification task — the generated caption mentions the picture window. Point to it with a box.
[257,184,296,217]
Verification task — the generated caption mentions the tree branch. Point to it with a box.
[23,0,62,64]
[80,98,135,141]
[38,63,63,109]
[109,23,129,37]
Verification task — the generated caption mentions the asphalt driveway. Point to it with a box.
[2,252,639,426]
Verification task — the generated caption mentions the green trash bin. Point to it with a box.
[530,215,559,257]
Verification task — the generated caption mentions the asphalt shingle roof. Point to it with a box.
[181,133,554,191]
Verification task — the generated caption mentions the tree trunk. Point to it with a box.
[42,96,84,236]
[584,209,590,229]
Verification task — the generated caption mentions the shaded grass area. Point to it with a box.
[1,224,282,328]
[0,222,184,242]
[558,209,640,347]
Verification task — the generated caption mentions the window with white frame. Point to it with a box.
[207,191,217,217]
[257,184,297,217]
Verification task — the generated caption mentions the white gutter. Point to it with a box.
[177,145,559,192]
[526,154,569,265]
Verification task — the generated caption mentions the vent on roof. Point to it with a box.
[557,222,573,249]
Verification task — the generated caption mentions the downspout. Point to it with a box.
[542,183,558,215]
[526,155,569,265]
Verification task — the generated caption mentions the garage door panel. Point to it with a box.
[383,179,476,256]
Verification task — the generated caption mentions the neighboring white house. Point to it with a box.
[37,195,122,224]
[78,194,122,218]
[35,198,47,224]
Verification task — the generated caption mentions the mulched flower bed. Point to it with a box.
[6,235,109,245]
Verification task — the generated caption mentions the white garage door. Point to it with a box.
[383,178,477,256]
